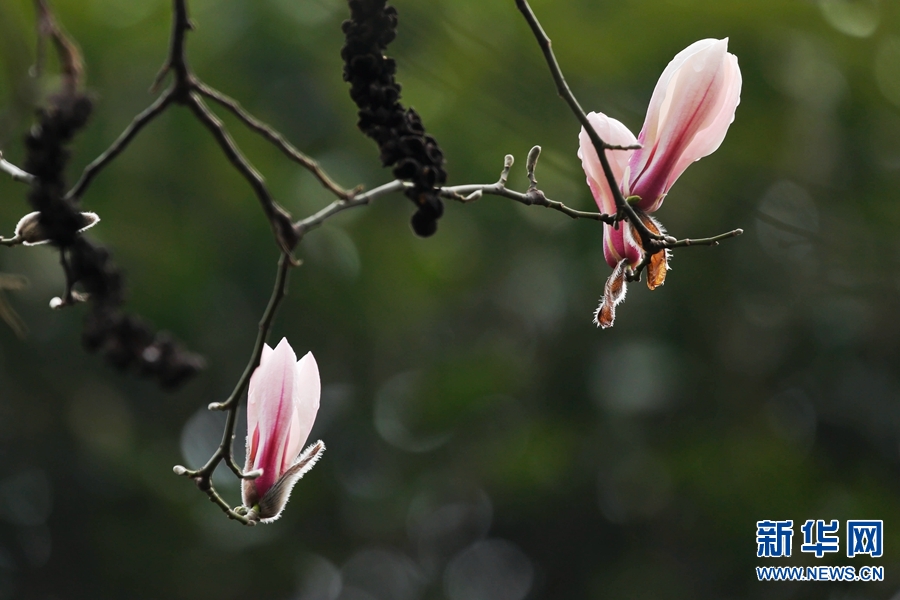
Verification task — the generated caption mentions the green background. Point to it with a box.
[0,0,898,597]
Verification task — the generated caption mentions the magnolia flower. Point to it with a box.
[242,338,324,523]
[579,38,741,328]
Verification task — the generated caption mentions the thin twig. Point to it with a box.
[195,83,355,201]
[0,152,35,184]
[513,0,660,250]
[441,150,615,222]
[443,183,614,221]
[66,91,174,200]
[294,179,406,238]
[214,254,291,412]
[185,92,298,255]
[669,228,744,248]
[444,149,614,222]
[173,253,293,526]
[624,228,745,283]
[293,153,621,235]
[65,0,190,201]
[154,0,194,92]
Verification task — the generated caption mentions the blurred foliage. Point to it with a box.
[0,0,899,598]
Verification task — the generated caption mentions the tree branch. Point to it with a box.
[441,149,616,223]
[292,151,623,239]
[669,228,744,248]
[153,0,194,92]
[66,91,174,200]
[173,253,292,526]
[195,82,356,201]
[185,92,298,255]
[512,0,660,250]
[294,179,405,239]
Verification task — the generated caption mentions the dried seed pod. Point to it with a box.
[341,0,448,237]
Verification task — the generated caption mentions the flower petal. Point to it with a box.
[638,39,722,157]
[629,39,741,212]
[281,351,320,474]
[602,221,643,269]
[578,112,637,215]
[245,342,275,461]
[250,337,297,498]
[665,52,741,193]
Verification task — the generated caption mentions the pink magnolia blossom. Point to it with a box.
[578,38,741,328]
[242,337,324,523]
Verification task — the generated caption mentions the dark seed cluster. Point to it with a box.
[341,0,447,237]
[23,91,205,390]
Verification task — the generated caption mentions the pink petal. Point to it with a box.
[578,112,637,215]
[636,39,722,162]
[628,39,741,212]
[280,351,321,473]
[245,342,275,458]
[665,52,741,192]
[250,337,297,497]
[602,221,643,269]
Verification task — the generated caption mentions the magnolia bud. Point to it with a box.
[9,211,100,246]
[241,339,325,522]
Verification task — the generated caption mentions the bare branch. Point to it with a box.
[66,91,175,200]
[513,0,660,250]
[293,152,619,237]
[195,83,355,201]
[153,0,194,92]
[442,183,614,222]
[442,151,616,223]
[668,228,744,248]
[185,92,297,255]
[294,179,406,238]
